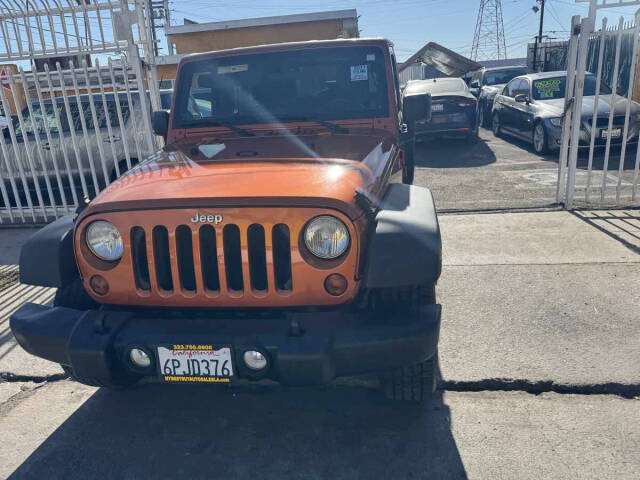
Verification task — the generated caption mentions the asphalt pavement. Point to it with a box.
[419,128,640,211]
[0,128,639,479]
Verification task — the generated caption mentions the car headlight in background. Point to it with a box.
[86,220,123,261]
[549,117,563,127]
[304,215,350,259]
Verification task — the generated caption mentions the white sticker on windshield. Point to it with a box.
[217,64,248,75]
[350,65,368,81]
[198,143,226,158]
[366,54,375,62]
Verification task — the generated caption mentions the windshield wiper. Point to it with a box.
[208,120,255,137]
[278,116,349,134]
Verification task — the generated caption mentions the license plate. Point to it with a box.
[601,128,621,139]
[432,104,444,112]
[158,345,234,383]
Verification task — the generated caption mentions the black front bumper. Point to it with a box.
[10,303,441,386]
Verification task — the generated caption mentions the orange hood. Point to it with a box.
[81,133,398,221]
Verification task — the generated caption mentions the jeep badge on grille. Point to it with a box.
[190,212,223,224]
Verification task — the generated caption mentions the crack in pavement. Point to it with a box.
[440,378,640,399]
[2,371,639,399]
[1,372,68,384]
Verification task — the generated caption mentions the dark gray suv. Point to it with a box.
[470,66,529,127]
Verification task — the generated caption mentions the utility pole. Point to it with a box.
[147,0,170,56]
[532,0,546,71]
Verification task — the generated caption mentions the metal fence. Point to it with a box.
[558,1,640,209]
[0,0,160,224]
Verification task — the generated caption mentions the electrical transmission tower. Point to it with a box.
[471,0,507,61]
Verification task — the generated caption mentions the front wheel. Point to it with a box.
[532,121,548,154]
[466,124,479,144]
[380,351,438,402]
[479,103,489,127]
[402,142,415,185]
[492,112,502,137]
[374,284,438,402]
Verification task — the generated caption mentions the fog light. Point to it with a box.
[89,275,109,295]
[324,273,347,296]
[243,350,267,370]
[129,348,151,368]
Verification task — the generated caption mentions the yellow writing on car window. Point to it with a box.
[534,79,562,98]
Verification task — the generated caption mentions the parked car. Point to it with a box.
[0,89,172,206]
[469,65,528,127]
[406,77,478,143]
[11,38,443,403]
[491,71,640,154]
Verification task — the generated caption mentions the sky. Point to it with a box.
[165,0,640,62]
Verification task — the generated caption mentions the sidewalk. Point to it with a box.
[437,210,640,387]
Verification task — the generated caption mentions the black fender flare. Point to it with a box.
[19,214,78,287]
[363,184,442,288]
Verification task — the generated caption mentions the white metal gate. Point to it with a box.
[0,0,160,224]
[558,0,640,208]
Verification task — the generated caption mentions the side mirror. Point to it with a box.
[470,87,480,97]
[403,92,432,125]
[514,94,529,104]
[470,80,480,89]
[152,110,169,138]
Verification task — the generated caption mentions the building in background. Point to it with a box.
[156,9,359,86]
[397,43,482,84]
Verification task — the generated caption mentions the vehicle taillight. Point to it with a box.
[457,100,476,107]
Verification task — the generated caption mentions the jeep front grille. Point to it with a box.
[75,207,360,307]
[130,223,293,298]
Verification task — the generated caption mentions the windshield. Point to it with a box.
[483,68,528,86]
[173,46,390,129]
[531,75,612,100]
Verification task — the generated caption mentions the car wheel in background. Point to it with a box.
[479,103,490,128]
[466,125,479,144]
[533,121,548,154]
[492,112,502,137]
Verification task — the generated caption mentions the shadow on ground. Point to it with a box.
[415,137,496,168]
[494,131,640,171]
[8,383,467,479]
[572,210,640,254]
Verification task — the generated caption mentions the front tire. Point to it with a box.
[532,121,548,154]
[375,284,438,402]
[492,112,502,137]
[466,124,479,144]
[479,103,490,128]
[380,351,438,402]
[403,142,415,185]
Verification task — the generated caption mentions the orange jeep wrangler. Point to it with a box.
[11,38,442,401]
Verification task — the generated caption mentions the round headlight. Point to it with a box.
[304,215,350,259]
[86,220,123,261]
